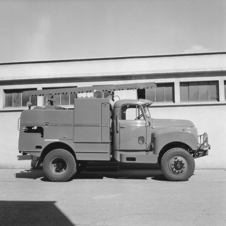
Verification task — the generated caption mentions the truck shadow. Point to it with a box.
[16,168,45,180]
[75,169,167,181]
[16,168,168,181]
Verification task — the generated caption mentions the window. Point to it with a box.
[137,83,174,102]
[44,93,77,105]
[94,90,112,98]
[4,89,37,108]
[43,87,77,105]
[121,104,144,120]
[180,81,218,102]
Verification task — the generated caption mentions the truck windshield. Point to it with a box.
[143,105,150,118]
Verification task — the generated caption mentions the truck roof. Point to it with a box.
[114,99,153,108]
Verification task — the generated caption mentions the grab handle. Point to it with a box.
[116,114,119,133]
[17,118,21,131]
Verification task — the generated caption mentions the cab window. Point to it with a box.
[121,104,144,120]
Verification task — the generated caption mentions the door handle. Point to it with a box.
[120,126,126,128]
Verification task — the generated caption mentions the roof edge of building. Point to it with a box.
[1,51,226,66]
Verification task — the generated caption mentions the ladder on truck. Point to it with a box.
[23,82,156,104]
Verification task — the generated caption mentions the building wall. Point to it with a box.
[1,53,226,81]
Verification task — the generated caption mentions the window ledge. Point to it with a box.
[151,101,226,107]
[0,107,28,112]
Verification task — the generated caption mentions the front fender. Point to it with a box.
[152,129,198,154]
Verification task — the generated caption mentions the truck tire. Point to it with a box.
[161,148,195,181]
[43,149,77,182]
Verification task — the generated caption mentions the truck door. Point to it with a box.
[118,104,147,150]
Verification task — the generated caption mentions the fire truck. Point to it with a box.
[17,83,210,182]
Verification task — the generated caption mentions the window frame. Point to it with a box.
[120,104,146,121]
[180,81,219,102]
[139,83,174,103]
[43,86,77,106]
[4,89,37,108]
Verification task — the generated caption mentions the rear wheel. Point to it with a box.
[43,149,77,182]
[161,148,195,181]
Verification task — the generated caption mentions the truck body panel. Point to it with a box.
[118,120,147,150]
[73,98,111,143]
[152,129,198,155]
[72,143,111,161]
[114,151,158,163]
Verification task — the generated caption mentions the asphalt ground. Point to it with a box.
[0,168,226,226]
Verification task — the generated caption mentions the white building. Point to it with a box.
[0,52,225,169]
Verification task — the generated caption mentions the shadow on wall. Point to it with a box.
[0,201,74,226]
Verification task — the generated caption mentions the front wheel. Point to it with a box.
[43,149,77,182]
[161,148,195,181]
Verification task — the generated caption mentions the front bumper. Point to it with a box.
[194,133,210,158]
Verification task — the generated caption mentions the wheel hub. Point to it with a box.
[50,158,67,174]
[169,156,187,175]
[55,161,66,172]
[174,160,185,170]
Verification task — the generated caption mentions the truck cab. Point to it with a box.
[113,99,158,163]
